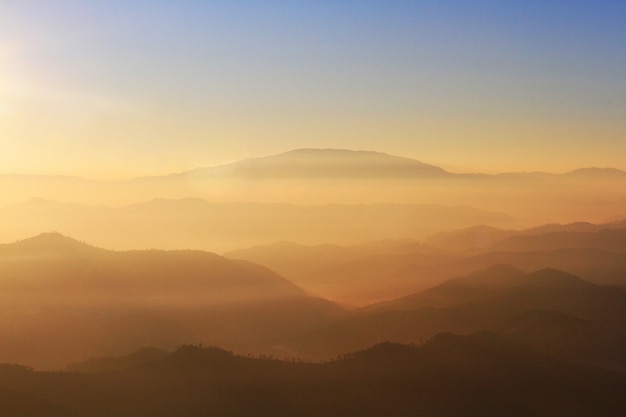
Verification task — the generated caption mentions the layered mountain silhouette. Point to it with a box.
[0,333,624,417]
[226,239,453,304]
[2,149,626,228]
[425,220,626,252]
[1,148,626,414]
[0,232,103,257]
[403,247,626,288]
[0,233,344,369]
[492,228,626,252]
[227,219,626,304]
[296,265,626,370]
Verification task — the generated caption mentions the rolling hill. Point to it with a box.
[0,333,624,417]
[296,266,626,367]
[0,233,345,369]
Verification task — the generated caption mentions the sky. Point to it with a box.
[1,0,625,178]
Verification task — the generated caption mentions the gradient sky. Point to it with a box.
[1,0,625,178]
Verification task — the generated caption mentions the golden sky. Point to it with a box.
[1,1,625,178]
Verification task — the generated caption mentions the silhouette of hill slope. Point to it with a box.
[373,266,626,326]
[0,232,104,257]
[0,233,305,302]
[524,219,626,234]
[0,233,345,369]
[425,225,516,251]
[380,264,527,310]
[492,228,626,252]
[226,240,454,304]
[393,247,626,291]
[298,266,626,364]
[227,222,626,304]
[0,334,624,417]
[424,219,626,252]
[566,167,626,178]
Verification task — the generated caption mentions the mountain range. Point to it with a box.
[153,149,626,180]
[168,148,451,179]
[1,148,625,414]
[1,332,624,417]
[0,228,625,417]
[227,219,626,304]
[0,233,344,369]
[1,148,625,227]
[297,265,626,371]
[2,232,625,373]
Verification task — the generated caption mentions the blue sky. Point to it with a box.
[1,0,625,177]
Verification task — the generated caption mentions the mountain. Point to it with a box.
[0,334,624,417]
[0,232,103,257]
[566,167,626,178]
[297,266,626,362]
[405,247,626,287]
[0,233,345,369]
[377,264,528,310]
[174,148,451,179]
[226,240,453,304]
[374,266,626,324]
[2,150,626,228]
[226,218,626,304]
[493,228,626,252]
[0,232,304,302]
[424,219,626,252]
[424,225,516,251]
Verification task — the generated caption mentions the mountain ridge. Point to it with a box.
[175,148,451,179]
[2,149,626,181]
[2,332,625,417]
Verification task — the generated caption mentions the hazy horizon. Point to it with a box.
[2,1,626,179]
[1,2,625,414]
[2,147,626,180]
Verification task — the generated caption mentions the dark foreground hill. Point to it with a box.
[0,333,625,417]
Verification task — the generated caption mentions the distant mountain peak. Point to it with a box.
[1,232,101,255]
[525,268,588,288]
[184,148,450,179]
[566,167,626,177]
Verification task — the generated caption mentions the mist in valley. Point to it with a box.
[3,1,626,415]
[1,150,625,416]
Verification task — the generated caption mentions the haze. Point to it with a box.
[1,1,625,178]
[1,2,625,416]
